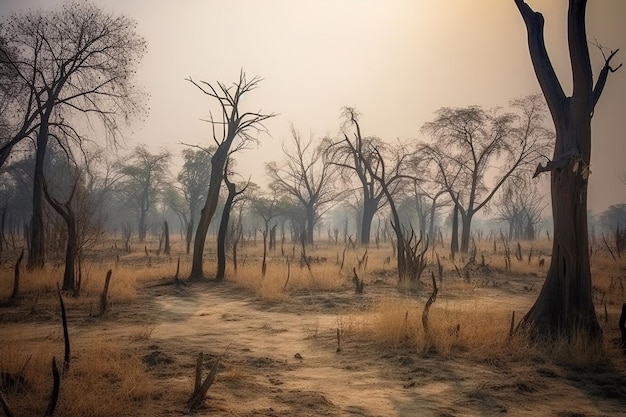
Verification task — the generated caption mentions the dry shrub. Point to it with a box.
[0,337,155,417]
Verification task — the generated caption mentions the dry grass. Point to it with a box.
[0,336,155,417]
[357,297,520,357]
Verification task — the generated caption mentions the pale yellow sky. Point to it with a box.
[1,0,625,212]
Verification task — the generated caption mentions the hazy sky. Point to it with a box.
[1,0,625,213]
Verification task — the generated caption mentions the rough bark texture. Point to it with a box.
[515,0,619,338]
[215,171,241,282]
[189,147,229,280]
[43,181,77,292]
[28,111,51,269]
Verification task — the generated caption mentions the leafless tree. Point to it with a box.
[327,107,405,246]
[215,159,248,282]
[177,148,212,253]
[43,144,116,293]
[0,1,147,268]
[352,138,419,281]
[515,0,621,338]
[495,176,546,240]
[120,146,171,243]
[266,126,339,245]
[421,94,552,253]
[187,71,274,280]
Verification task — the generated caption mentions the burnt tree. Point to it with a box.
[187,71,274,280]
[515,0,621,337]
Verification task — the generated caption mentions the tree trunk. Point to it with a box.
[138,202,147,242]
[305,204,315,245]
[62,215,78,292]
[360,198,377,246]
[451,202,459,257]
[215,179,236,282]
[514,0,618,338]
[460,212,472,253]
[428,199,437,243]
[43,186,77,292]
[27,113,51,270]
[163,220,170,256]
[189,147,229,280]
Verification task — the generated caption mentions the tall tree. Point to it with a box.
[215,160,247,282]
[0,1,146,268]
[177,148,211,254]
[421,94,551,252]
[120,146,171,242]
[187,71,274,280]
[328,107,395,246]
[495,176,545,240]
[266,126,339,244]
[515,0,621,337]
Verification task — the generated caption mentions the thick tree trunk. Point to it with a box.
[215,180,236,282]
[62,216,78,292]
[189,168,223,279]
[514,0,614,338]
[189,147,229,280]
[360,198,377,246]
[460,212,472,253]
[305,204,315,245]
[522,129,599,337]
[27,115,50,269]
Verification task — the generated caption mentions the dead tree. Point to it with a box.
[188,71,274,280]
[515,0,621,338]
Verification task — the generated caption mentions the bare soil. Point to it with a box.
[2,271,626,416]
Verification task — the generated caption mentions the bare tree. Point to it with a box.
[328,107,399,246]
[120,146,171,243]
[43,144,114,293]
[215,159,248,282]
[421,94,551,253]
[266,126,339,245]
[187,71,274,280]
[515,0,621,338]
[0,2,146,268]
[352,139,418,281]
[495,176,546,240]
[177,148,211,254]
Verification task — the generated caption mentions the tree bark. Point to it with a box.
[189,151,226,280]
[460,212,473,253]
[451,202,459,257]
[43,183,78,292]
[27,111,51,269]
[360,197,379,246]
[514,0,618,338]
[215,175,237,282]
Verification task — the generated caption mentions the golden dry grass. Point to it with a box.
[0,336,155,417]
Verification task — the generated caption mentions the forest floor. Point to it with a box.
[1,243,626,416]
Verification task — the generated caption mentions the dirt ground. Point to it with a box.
[2,269,626,417]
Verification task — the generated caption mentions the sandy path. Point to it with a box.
[136,283,625,417]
